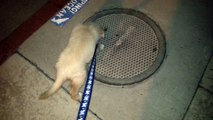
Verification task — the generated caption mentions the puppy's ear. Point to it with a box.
[97,26,105,38]
[99,28,105,38]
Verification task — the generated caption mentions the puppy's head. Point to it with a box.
[86,22,105,39]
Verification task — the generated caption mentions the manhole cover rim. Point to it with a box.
[85,8,166,85]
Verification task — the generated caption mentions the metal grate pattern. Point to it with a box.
[96,14,158,78]
[85,8,165,85]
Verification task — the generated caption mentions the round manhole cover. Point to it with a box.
[85,8,166,85]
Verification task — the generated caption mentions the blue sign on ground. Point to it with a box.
[51,0,89,27]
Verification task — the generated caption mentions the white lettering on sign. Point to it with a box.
[51,0,89,26]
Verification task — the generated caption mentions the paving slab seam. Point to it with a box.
[16,51,103,120]
[199,84,213,95]
[181,56,213,120]
[16,51,57,88]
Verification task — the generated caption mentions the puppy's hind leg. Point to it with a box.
[70,72,86,101]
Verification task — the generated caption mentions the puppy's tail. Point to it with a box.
[39,78,64,100]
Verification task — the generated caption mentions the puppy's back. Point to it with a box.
[57,24,98,68]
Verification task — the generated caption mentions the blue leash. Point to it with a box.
[77,45,97,120]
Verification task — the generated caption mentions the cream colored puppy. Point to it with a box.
[39,23,104,101]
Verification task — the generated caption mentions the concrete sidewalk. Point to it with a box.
[1,0,213,120]
[0,54,98,120]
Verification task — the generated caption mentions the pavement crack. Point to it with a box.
[198,85,213,95]
[16,51,70,94]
